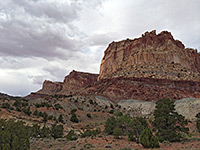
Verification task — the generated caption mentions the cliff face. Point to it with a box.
[38,80,63,95]
[32,30,200,103]
[98,30,200,81]
[37,70,98,95]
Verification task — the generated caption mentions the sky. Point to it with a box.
[0,0,200,96]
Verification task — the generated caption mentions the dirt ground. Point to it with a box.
[30,135,200,150]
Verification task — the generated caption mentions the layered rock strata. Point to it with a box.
[98,30,200,81]
[31,30,200,102]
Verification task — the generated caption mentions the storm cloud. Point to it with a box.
[0,0,199,96]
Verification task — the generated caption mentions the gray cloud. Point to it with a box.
[0,0,81,59]
[0,0,199,96]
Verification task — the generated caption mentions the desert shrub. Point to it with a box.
[71,109,77,114]
[51,124,63,139]
[140,128,160,148]
[30,124,41,138]
[34,102,52,108]
[66,130,78,141]
[54,103,63,110]
[120,148,132,150]
[83,143,93,149]
[81,128,100,138]
[33,110,39,117]
[110,104,114,109]
[89,99,94,104]
[40,125,51,138]
[1,103,11,109]
[58,114,64,123]
[108,110,114,114]
[114,110,123,117]
[42,112,48,122]
[86,113,92,118]
[70,113,79,123]
[196,113,200,133]
[13,100,28,111]
[23,107,32,116]
[196,112,200,119]
[113,127,123,139]
[37,111,48,122]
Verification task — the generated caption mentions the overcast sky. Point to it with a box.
[0,0,199,96]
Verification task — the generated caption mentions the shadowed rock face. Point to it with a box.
[31,30,200,103]
[98,30,200,81]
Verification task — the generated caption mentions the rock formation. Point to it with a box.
[98,30,200,81]
[31,30,200,103]
[37,70,98,95]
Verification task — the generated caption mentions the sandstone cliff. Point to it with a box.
[31,30,200,103]
[98,30,200,81]
[37,70,98,95]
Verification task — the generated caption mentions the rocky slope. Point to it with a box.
[98,30,200,81]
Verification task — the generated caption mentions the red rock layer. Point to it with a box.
[82,77,200,103]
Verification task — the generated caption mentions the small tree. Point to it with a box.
[113,127,123,139]
[153,99,189,142]
[196,112,200,132]
[128,117,147,143]
[104,117,117,135]
[140,128,160,148]
[58,114,64,123]
[70,113,79,123]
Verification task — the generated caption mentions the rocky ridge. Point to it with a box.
[32,30,200,102]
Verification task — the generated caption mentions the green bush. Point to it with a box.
[81,128,100,138]
[23,107,32,116]
[51,124,63,139]
[1,103,11,109]
[113,127,123,139]
[54,103,63,110]
[104,117,117,135]
[128,117,147,143]
[196,119,200,133]
[58,114,64,123]
[66,130,78,141]
[0,119,30,150]
[70,113,79,123]
[114,110,123,117]
[140,128,160,148]
[35,102,52,108]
